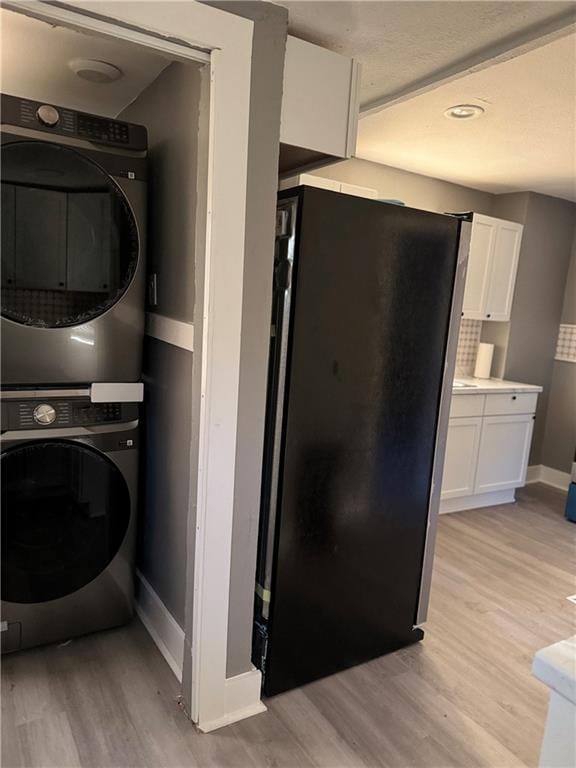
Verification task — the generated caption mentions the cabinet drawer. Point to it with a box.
[449,394,485,418]
[484,392,538,416]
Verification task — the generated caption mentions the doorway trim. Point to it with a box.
[5,0,263,731]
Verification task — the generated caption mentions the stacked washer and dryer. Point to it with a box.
[1,94,147,653]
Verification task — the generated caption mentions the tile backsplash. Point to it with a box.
[555,324,576,364]
[455,319,482,376]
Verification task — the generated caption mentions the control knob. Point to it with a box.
[33,403,56,425]
[36,105,60,127]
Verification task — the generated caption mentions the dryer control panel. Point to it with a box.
[1,93,147,151]
[1,396,138,431]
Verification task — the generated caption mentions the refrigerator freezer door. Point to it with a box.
[261,188,462,696]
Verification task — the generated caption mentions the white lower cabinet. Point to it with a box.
[475,414,534,493]
[442,417,482,499]
[441,392,537,512]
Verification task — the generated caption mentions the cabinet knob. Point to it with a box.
[512,395,517,400]
[486,313,491,318]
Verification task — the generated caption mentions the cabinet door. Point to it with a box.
[281,36,359,158]
[484,221,522,321]
[462,215,496,319]
[475,414,534,493]
[441,417,482,499]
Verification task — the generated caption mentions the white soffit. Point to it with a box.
[356,33,576,201]
[0,8,172,117]
[280,0,576,110]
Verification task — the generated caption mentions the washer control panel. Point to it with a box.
[1,397,138,431]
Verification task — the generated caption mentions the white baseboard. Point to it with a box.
[526,465,571,492]
[525,465,541,484]
[145,312,194,352]
[135,570,185,681]
[439,489,515,514]
[135,573,265,731]
[197,668,267,732]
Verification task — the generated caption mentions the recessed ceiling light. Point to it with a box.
[68,59,123,84]
[444,104,485,120]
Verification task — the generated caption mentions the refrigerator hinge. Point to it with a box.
[253,620,269,674]
[276,208,290,238]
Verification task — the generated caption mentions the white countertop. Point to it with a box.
[452,376,543,395]
[532,635,576,704]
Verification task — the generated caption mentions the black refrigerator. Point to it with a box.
[253,186,470,696]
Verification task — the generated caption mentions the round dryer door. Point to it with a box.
[0,141,138,328]
[1,440,131,604]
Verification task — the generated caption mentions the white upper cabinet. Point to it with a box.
[484,221,523,321]
[462,214,523,322]
[281,36,360,159]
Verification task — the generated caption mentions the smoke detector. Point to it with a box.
[68,59,123,84]
[444,104,485,120]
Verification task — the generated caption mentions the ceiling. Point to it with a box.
[280,1,576,110]
[0,9,172,117]
[357,32,576,201]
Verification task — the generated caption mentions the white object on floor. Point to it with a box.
[474,342,494,379]
[532,636,576,768]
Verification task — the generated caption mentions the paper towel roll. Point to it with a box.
[474,343,494,379]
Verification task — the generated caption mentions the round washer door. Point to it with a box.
[1,140,138,328]
[1,440,131,604]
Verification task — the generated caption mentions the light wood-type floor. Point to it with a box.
[3,483,575,768]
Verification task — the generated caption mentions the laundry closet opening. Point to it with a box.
[120,56,210,679]
[0,4,210,688]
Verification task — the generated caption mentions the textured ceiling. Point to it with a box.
[0,9,172,117]
[280,1,576,109]
[357,33,576,201]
